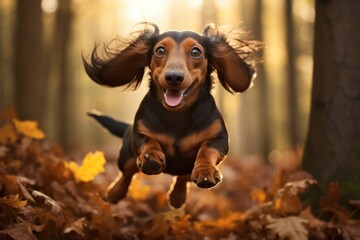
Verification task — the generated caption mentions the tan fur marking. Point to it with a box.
[137,120,175,156]
[196,144,225,166]
[179,119,222,154]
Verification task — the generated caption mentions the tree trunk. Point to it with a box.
[53,0,73,147]
[285,0,300,148]
[14,0,45,123]
[303,0,360,203]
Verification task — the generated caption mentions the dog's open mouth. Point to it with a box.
[163,83,195,108]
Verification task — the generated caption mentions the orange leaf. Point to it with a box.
[251,187,267,203]
[0,123,17,144]
[0,194,27,208]
[13,118,45,139]
[195,212,243,237]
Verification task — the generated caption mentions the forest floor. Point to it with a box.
[0,112,360,240]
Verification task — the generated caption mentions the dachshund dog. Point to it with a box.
[83,23,256,208]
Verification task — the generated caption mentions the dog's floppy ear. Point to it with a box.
[203,24,256,93]
[82,23,159,89]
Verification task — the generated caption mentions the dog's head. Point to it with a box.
[83,23,257,110]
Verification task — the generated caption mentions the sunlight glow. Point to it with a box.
[41,0,58,13]
[187,0,203,8]
[121,0,169,24]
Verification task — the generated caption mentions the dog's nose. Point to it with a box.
[165,71,184,86]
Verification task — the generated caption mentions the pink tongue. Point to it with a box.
[164,90,183,107]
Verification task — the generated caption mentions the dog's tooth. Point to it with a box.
[204,177,208,182]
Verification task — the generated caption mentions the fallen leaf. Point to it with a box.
[63,217,87,237]
[0,123,17,144]
[0,217,44,240]
[142,209,191,239]
[0,194,27,208]
[17,179,35,204]
[321,205,350,223]
[267,215,308,240]
[283,178,318,195]
[319,182,340,208]
[13,119,45,140]
[299,207,325,230]
[66,151,106,182]
[274,193,303,215]
[340,220,360,240]
[128,175,152,201]
[0,146,8,158]
[195,212,243,237]
[251,187,267,203]
[32,190,62,214]
[0,106,17,122]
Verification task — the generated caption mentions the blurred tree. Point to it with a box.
[285,0,300,148]
[52,0,73,146]
[240,0,270,156]
[303,0,360,203]
[14,0,46,123]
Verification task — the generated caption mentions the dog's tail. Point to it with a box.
[87,110,130,138]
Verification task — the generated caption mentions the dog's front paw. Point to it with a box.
[137,151,166,175]
[191,165,222,188]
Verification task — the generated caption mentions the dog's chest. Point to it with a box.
[137,119,222,158]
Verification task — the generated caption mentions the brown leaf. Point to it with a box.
[0,146,8,158]
[273,179,316,215]
[319,182,340,208]
[283,178,317,195]
[274,193,303,215]
[340,220,360,240]
[16,177,35,204]
[63,217,87,237]
[299,207,325,230]
[0,217,44,240]
[266,215,308,240]
[143,209,192,239]
[321,205,350,223]
[0,105,17,122]
[349,200,360,208]
[32,190,62,214]
[0,174,20,195]
[0,123,17,144]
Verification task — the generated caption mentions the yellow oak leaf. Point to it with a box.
[128,176,152,200]
[0,123,17,144]
[66,151,106,182]
[13,118,45,139]
[0,194,27,208]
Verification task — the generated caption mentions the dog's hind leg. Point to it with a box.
[107,158,138,203]
[168,175,190,209]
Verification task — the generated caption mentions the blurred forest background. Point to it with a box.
[0,0,314,159]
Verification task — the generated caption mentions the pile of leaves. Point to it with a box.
[0,109,360,240]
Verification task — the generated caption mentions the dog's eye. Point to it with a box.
[190,47,202,59]
[155,46,166,57]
